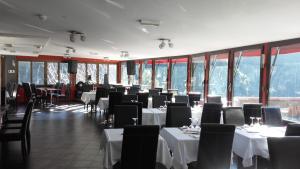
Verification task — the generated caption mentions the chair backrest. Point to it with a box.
[128,87,140,95]
[114,105,138,128]
[207,95,222,104]
[243,103,262,125]
[122,94,138,103]
[201,103,223,124]
[60,83,66,95]
[22,83,32,98]
[196,124,235,169]
[166,106,191,127]
[268,137,300,169]
[137,93,149,108]
[160,93,173,101]
[223,107,245,126]
[175,95,189,104]
[21,100,34,135]
[152,95,167,108]
[116,86,126,94]
[149,89,160,97]
[109,92,123,115]
[95,87,106,103]
[154,88,163,93]
[30,83,37,94]
[188,93,201,107]
[262,107,282,126]
[285,123,300,136]
[121,102,143,125]
[121,125,159,169]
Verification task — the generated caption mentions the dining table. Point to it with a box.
[80,91,109,110]
[37,87,61,105]
[160,125,286,169]
[101,128,173,169]
[0,109,7,130]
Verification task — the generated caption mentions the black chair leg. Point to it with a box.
[26,131,31,154]
[21,138,27,161]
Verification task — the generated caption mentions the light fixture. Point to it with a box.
[36,14,48,21]
[120,51,129,58]
[158,38,173,49]
[68,30,86,43]
[138,19,160,27]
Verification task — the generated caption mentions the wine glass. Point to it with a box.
[250,117,255,126]
[164,101,168,108]
[132,118,138,126]
[193,101,197,108]
[256,117,262,126]
[189,118,198,128]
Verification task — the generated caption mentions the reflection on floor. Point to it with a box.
[0,103,238,169]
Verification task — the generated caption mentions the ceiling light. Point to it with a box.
[36,14,48,21]
[158,38,173,49]
[70,33,75,42]
[168,40,174,48]
[138,19,160,27]
[159,40,166,49]
[68,30,86,43]
[80,34,86,42]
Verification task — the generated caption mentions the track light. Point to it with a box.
[80,34,86,42]
[70,32,75,42]
[68,30,86,43]
[158,38,173,49]
[120,51,129,57]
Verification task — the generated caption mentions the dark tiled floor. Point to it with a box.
[0,103,104,169]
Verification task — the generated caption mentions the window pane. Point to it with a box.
[155,59,168,91]
[76,63,86,83]
[87,64,97,84]
[109,64,117,84]
[47,62,58,84]
[191,56,205,95]
[99,64,108,84]
[208,53,228,103]
[18,61,31,84]
[141,60,152,90]
[269,44,300,122]
[32,62,44,85]
[171,58,187,95]
[233,50,261,106]
[60,63,69,84]
[134,63,140,85]
[121,62,128,85]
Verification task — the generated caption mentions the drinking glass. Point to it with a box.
[250,117,255,126]
[132,118,138,126]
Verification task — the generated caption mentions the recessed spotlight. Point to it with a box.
[159,40,166,49]
[36,14,48,21]
[168,40,174,48]
[80,34,86,42]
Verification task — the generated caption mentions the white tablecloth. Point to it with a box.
[160,128,199,169]
[232,126,286,167]
[80,92,109,110]
[102,129,173,169]
[142,108,166,126]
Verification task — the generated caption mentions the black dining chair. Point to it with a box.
[165,106,191,127]
[108,92,123,118]
[222,107,245,126]
[116,86,126,94]
[188,124,236,169]
[201,103,223,124]
[243,103,262,125]
[0,100,34,161]
[128,87,140,95]
[122,94,138,103]
[113,125,160,169]
[175,95,189,104]
[154,88,163,93]
[160,93,173,102]
[152,95,167,108]
[114,105,138,128]
[137,93,149,108]
[267,137,300,169]
[188,93,201,107]
[22,83,32,100]
[89,87,106,113]
[285,123,300,136]
[262,107,283,126]
[149,89,160,97]
[121,102,143,125]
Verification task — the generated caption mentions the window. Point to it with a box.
[18,61,31,84]
[134,63,140,85]
[87,64,97,84]
[208,53,228,103]
[141,60,152,90]
[191,56,205,95]
[32,62,44,85]
[47,62,58,85]
[155,59,168,91]
[60,63,69,84]
[269,44,300,121]
[109,64,117,84]
[233,49,261,106]
[171,58,187,95]
[121,62,128,85]
[76,63,86,83]
[99,64,108,84]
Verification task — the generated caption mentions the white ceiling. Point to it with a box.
[0,0,300,60]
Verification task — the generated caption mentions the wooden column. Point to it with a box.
[138,61,142,85]
[167,58,172,90]
[203,53,210,102]
[117,62,121,83]
[259,43,271,105]
[151,59,155,89]
[227,50,234,106]
[187,55,192,94]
